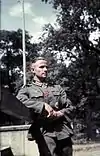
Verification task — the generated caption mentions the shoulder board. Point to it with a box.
[26,83,32,87]
[21,83,32,88]
[54,84,61,88]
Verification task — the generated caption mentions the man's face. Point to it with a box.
[31,59,48,79]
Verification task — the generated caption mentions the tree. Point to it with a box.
[0,29,38,92]
[41,0,100,141]
[41,0,100,97]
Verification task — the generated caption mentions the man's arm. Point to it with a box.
[53,86,75,122]
[16,86,54,119]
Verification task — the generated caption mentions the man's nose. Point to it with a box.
[44,67,48,71]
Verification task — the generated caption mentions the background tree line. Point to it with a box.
[0,0,100,143]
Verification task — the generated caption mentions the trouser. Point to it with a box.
[28,124,72,156]
[38,136,73,156]
[28,124,52,156]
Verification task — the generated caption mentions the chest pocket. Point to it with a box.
[28,87,44,102]
[48,89,61,109]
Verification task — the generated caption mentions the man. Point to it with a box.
[17,57,75,156]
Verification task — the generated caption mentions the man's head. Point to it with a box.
[31,57,48,82]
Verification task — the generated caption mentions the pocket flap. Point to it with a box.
[29,89,43,98]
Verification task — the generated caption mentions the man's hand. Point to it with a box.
[53,110,64,119]
[44,103,54,118]
[43,104,64,120]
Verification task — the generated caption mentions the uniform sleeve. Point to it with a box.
[16,86,45,115]
[59,86,75,122]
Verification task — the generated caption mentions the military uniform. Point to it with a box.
[17,81,75,156]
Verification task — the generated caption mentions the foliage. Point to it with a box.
[41,0,100,141]
[41,0,100,98]
[0,29,39,92]
[1,0,100,141]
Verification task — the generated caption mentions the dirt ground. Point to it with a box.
[73,143,100,156]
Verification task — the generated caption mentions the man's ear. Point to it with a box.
[30,63,35,73]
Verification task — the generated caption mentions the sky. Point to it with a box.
[1,0,100,67]
[1,0,100,44]
[1,0,57,42]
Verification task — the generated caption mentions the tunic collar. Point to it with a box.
[32,78,48,88]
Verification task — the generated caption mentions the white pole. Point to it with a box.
[22,0,26,86]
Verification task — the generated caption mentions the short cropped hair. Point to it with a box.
[32,56,47,63]
[30,56,48,70]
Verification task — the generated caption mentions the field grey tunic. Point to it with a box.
[17,82,74,140]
